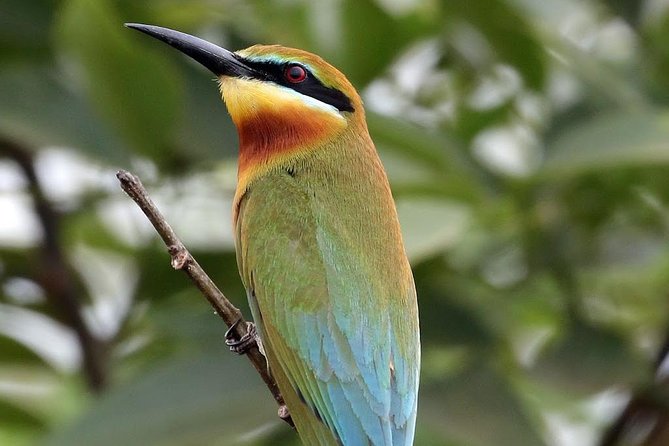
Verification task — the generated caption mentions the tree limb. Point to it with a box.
[0,138,107,393]
[599,325,669,446]
[116,170,293,428]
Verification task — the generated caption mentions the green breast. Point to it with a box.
[234,144,419,445]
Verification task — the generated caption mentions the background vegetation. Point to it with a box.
[2,0,669,445]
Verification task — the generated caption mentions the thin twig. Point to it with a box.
[599,323,669,446]
[0,138,107,392]
[116,170,293,427]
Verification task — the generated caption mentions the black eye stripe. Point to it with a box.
[239,59,354,113]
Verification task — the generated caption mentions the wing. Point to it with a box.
[234,171,419,446]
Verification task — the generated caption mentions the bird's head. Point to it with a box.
[126,24,366,179]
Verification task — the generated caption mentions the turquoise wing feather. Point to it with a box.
[235,168,419,446]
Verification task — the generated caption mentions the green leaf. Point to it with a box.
[0,0,54,62]
[397,198,470,262]
[0,66,130,164]
[368,113,462,171]
[542,110,669,178]
[54,0,183,160]
[174,67,239,162]
[419,361,546,446]
[442,0,546,90]
[0,398,46,430]
[40,353,287,446]
[340,0,437,86]
[248,0,441,86]
[246,0,313,49]
[0,397,45,446]
[368,113,486,203]
[412,257,498,348]
[531,319,645,395]
[0,335,48,366]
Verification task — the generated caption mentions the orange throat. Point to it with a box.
[220,77,347,190]
[236,107,342,173]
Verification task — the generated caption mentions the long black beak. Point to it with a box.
[125,23,257,78]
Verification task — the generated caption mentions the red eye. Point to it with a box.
[284,64,307,83]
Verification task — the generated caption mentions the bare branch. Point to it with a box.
[0,138,107,393]
[116,170,293,428]
[599,325,669,446]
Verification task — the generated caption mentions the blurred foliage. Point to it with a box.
[2,0,669,445]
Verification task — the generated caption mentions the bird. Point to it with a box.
[126,23,420,446]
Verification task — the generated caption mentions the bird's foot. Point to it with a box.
[225,319,259,355]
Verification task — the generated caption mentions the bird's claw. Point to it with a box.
[225,319,258,355]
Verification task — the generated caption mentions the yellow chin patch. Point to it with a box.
[218,77,345,125]
[218,77,347,189]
